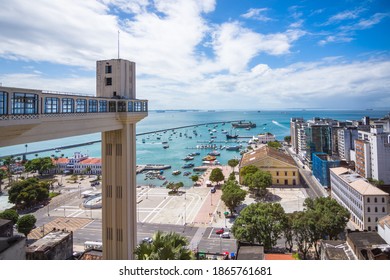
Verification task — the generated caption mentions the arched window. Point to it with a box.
[367,207,370,212]
[368,217,371,222]
[375,207,378,213]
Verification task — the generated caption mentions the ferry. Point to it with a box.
[182,163,194,169]
[232,121,256,128]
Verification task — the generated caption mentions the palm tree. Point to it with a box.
[135,231,194,260]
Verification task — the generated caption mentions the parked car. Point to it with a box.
[220,232,230,239]
[210,187,216,193]
[215,228,224,234]
[142,237,153,244]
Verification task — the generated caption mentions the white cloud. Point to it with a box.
[241,8,271,22]
[326,8,365,24]
[352,13,389,30]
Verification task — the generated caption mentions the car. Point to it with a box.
[220,232,230,239]
[215,228,224,234]
[210,187,216,193]
[142,237,153,244]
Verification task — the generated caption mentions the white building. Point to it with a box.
[358,125,390,184]
[337,127,358,162]
[52,152,101,175]
[378,215,390,245]
[256,132,276,144]
[330,167,389,231]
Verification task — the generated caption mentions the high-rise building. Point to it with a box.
[337,127,358,162]
[357,126,390,184]
[304,123,332,164]
[290,117,304,154]
[312,153,340,188]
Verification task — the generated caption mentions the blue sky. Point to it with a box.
[0,0,389,109]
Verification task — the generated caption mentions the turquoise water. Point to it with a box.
[1,110,389,186]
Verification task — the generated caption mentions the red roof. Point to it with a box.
[79,158,101,165]
[52,158,69,164]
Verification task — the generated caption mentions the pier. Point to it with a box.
[136,164,171,174]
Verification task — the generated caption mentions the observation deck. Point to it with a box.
[0,86,148,147]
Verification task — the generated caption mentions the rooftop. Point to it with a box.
[264,254,295,260]
[26,230,72,253]
[331,167,388,196]
[79,158,102,165]
[240,146,296,167]
[347,230,387,250]
[378,215,390,229]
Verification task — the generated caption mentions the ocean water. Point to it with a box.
[0,110,389,186]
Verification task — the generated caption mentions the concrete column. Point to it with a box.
[102,122,137,259]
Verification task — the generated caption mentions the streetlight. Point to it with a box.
[78,182,81,198]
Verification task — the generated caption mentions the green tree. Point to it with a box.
[190,174,199,186]
[239,165,258,184]
[267,141,282,149]
[245,170,272,198]
[232,202,286,250]
[368,178,385,187]
[8,177,50,208]
[166,182,184,194]
[2,156,15,185]
[227,171,236,182]
[209,168,224,185]
[228,159,239,172]
[0,209,19,224]
[17,214,37,238]
[291,211,313,260]
[135,231,194,260]
[284,136,291,144]
[24,157,55,176]
[0,168,6,193]
[282,213,294,253]
[221,180,247,215]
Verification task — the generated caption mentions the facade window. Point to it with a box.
[99,100,107,112]
[382,197,385,203]
[368,217,371,222]
[276,179,279,184]
[118,101,126,112]
[374,197,377,203]
[0,91,7,115]
[276,171,279,176]
[105,65,112,74]
[285,171,288,176]
[134,101,141,112]
[367,207,370,212]
[367,197,370,203]
[376,217,379,222]
[368,226,371,231]
[109,101,116,112]
[293,171,296,176]
[62,98,74,113]
[88,99,98,112]
[105,77,112,86]
[44,97,59,113]
[383,207,386,213]
[375,207,378,213]
[12,93,38,114]
[76,99,87,113]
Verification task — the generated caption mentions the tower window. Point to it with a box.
[105,65,112,74]
[105,77,112,86]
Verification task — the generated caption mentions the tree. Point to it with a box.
[8,177,50,209]
[227,172,236,182]
[209,168,224,185]
[0,168,6,193]
[291,211,313,260]
[166,182,184,194]
[228,159,239,172]
[284,136,291,144]
[17,214,37,238]
[239,165,258,184]
[221,180,247,215]
[267,141,282,149]
[282,213,294,253]
[24,157,54,176]
[232,202,287,250]
[245,170,272,198]
[0,209,19,224]
[190,174,199,186]
[135,231,194,260]
[2,156,15,185]
[368,178,385,187]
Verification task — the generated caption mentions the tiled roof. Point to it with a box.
[52,158,69,164]
[264,254,295,260]
[79,158,101,165]
[240,146,296,167]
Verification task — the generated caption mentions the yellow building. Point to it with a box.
[240,146,300,186]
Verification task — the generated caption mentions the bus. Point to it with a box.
[84,241,103,251]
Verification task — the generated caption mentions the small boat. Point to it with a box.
[182,163,194,169]
[183,171,191,176]
[203,155,216,161]
[142,139,146,143]
[162,141,168,144]
[208,151,220,156]
[172,170,181,175]
[163,144,169,149]
[182,156,194,161]
[226,145,241,151]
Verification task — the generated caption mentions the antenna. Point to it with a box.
[117,30,120,59]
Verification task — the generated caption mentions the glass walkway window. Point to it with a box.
[88,99,98,112]
[62,98,74,113]
[45,97,59,113]
[109,101,116,112]
[76,99,87,113]
[0,91,7,115]
[99,100,107,112]
[12,92,38,114]
[118,101,126,112]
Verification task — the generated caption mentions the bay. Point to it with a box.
[0,110,388,187]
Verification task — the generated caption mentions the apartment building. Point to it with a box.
[330,167,389,231]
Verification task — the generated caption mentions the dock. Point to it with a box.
[136,164,171,174]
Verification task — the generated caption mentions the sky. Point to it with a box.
[0,0,389,110]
